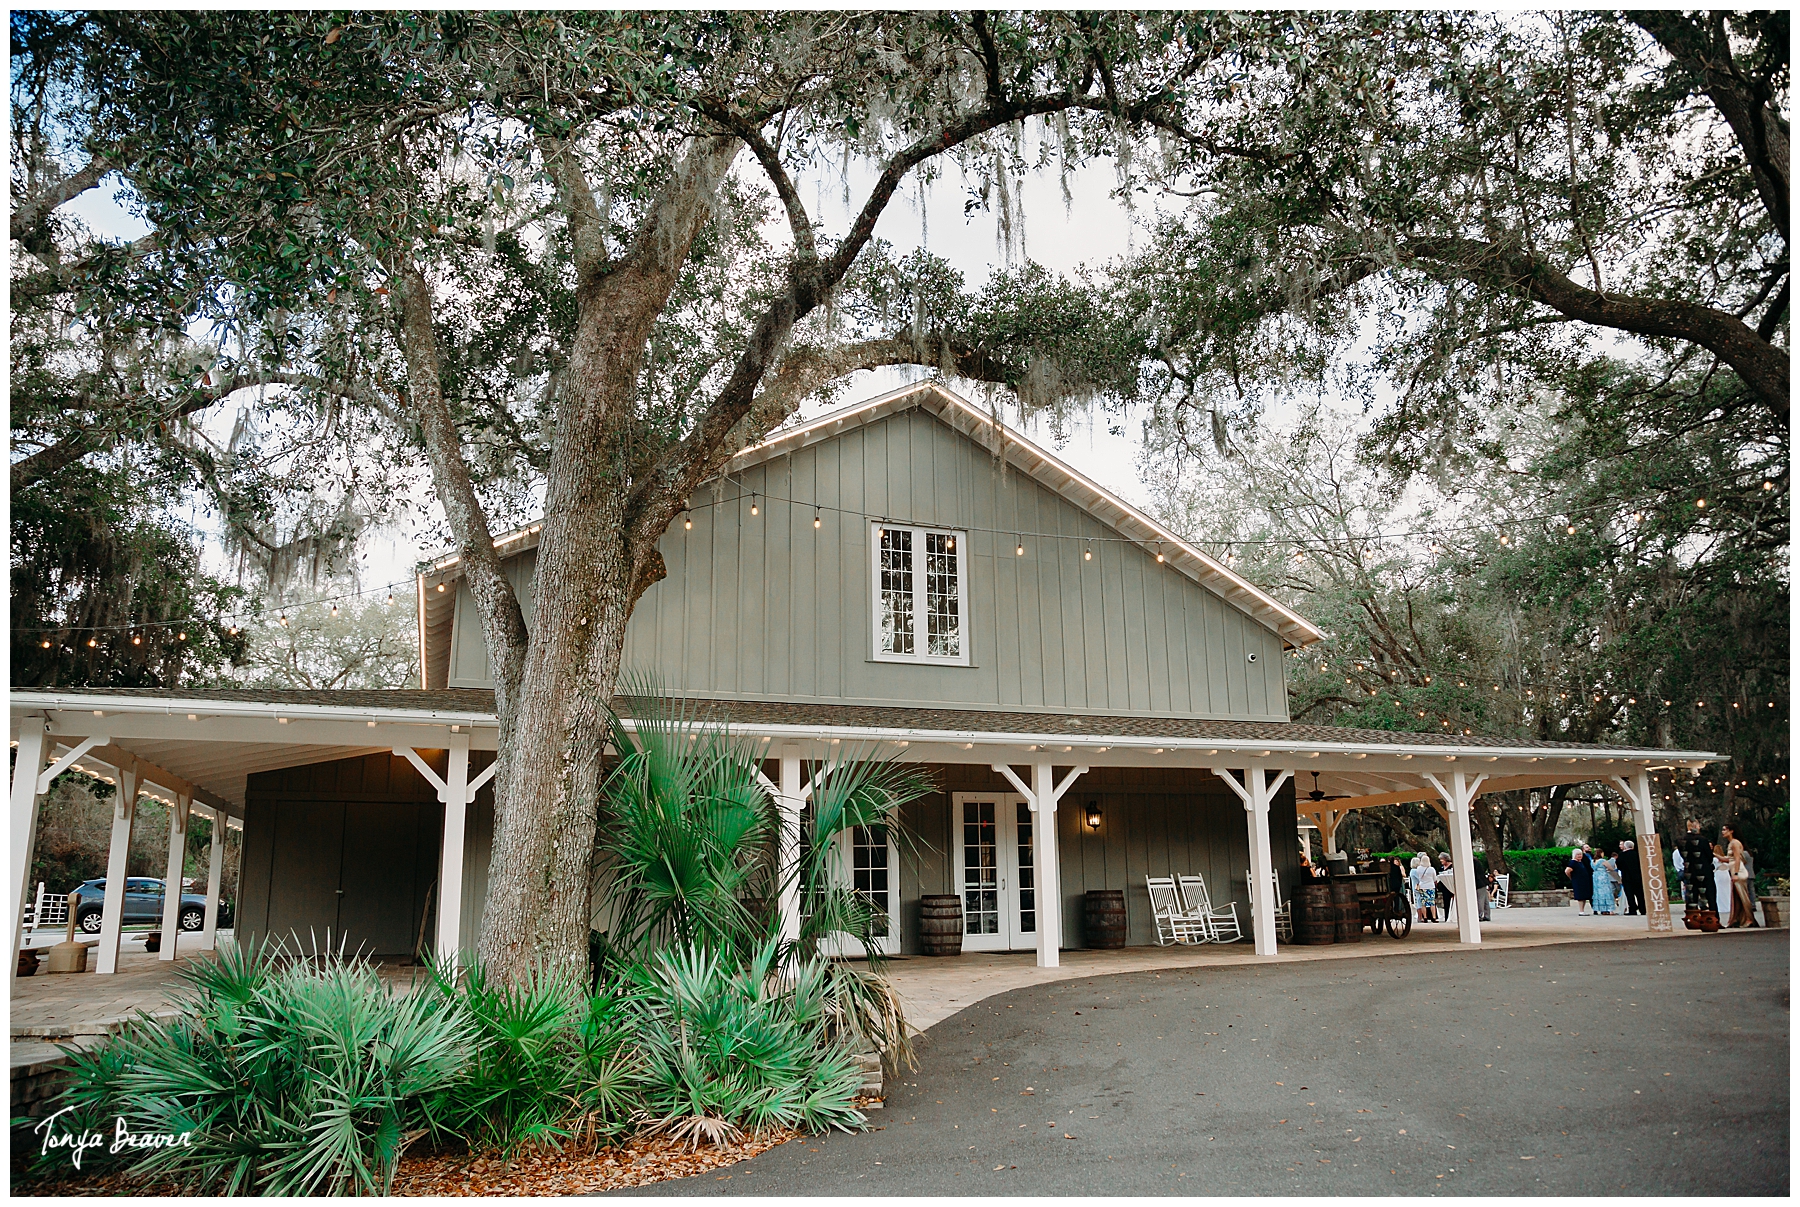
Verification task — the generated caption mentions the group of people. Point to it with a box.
[1560,844,1648,915]
[1402,851,1494,924]
[1672,819,1761,930]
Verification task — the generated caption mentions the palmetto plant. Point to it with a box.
[599,694,776,962]
[51,937,473,1195]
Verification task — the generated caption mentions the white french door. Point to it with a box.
[952,792,1036,951]
[816,823,901,957]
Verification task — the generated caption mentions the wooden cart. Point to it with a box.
[1335,869,1413,939]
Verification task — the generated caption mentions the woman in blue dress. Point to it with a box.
[1590,848,1617,914]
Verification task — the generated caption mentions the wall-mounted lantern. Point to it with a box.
[1085,801,1103,831]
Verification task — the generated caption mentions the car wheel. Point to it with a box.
[179,907,205,932]
[77,908,103,934]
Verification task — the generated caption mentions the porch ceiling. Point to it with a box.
[14,688,1718,815]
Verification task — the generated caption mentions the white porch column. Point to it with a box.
[201,808,225,949]
[10,719,49,980]
[157,792,191,961]
[1426,772,1487,945]
[396,739,488,970]
[96,762,141,975]
[1211,765,1292,956]
[993,761,1087,968]
[1030,762,1062,968]
[777,749,804,949]
[1611,771,1674,933]
[437,736,470,969]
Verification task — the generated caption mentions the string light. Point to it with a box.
[279,614,289,627]
[1695,498,1707,509]
[177,632,187,641]
[330,605,339,616]
[1084,547,1093,561]
[39,640,51,649]
[131,634,141,645]
[1156,543,1165,563]
[813,512,821,529]
[1016,536,1024,556]
[436,582,446,592]
[386,592,395,606]
[750,494,759,516]
[684,512,693,530]
[87,638,96,647]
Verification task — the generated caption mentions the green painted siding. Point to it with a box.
[894,764,1300,952]
[448,405,1290,719]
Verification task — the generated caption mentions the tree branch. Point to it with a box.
[536,134,610,283]
[1403,236,1790,416]
[11,154,110,244]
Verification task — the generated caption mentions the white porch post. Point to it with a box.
[437,736,470,970]
[1611,771,1674,933]
[97,762,140,975]
[201,808,225,949]
[993,761,1087,968]
[157,792,191,961]
[777,749,804,949]
[1030,762,1062,968]
[10,719,49,979]
[1426,772,1487,945]
[1211,765,1291,956]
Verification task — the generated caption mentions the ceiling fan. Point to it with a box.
[1305,771,1351,804]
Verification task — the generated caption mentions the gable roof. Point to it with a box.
[419,382,1323,680]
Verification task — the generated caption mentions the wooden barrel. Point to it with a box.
[1333,903,1363,943]
[1296,884,1335,944]
[1083,890,1128,949]
[1329,878,1359,905]
[919,895,964,956]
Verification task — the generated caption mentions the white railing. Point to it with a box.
[23,882,70,932]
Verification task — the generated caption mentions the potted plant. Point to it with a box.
[1757,876,1789,927]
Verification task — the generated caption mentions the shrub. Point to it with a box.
[623,942,866,1146]
[424,962,634,1156]
[1504,848,1577,891]
[45,938,472,1195]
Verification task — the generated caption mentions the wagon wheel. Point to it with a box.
[1386,897,1413,939]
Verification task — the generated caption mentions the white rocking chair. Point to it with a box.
[1492,873,1510,908]
[1247,868,1293,941]
[1146,876,1207,945]
[1178,874,1244,943]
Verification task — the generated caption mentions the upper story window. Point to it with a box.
[872,523,968,665]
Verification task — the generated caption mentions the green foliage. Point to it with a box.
[598,696,777,961]
[424,962,632,1156]
[624,942,866,1145]
[45,938,472,1195]
[1504,849,1578,893]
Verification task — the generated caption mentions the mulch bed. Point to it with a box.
[13,1110,880,1196]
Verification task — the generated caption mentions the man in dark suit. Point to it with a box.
[1618,839,1646,915]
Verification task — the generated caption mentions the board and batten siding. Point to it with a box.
[446,404,1289,720]
[897,764,1300,952]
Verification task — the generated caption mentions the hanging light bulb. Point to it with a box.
[1566,524,1577,535]
[87,638,97,648]
[131,634,141,645]
[279,613,289,627]
[1762,480,1774,491]
[1155,542,1165,563]
[228,625,239,636]
[177,631,187,641]
[813,512,821,529]
[330,604,339,617]
[1084,547,1093,561]
[1695,497,1707,509]
[684,511,693,530]
[1016,536,1024,556]
[386,592,395,606]
[39,640,51,649]
[947,536,954,550]
[436,582,446,592]
[750,494,759,516]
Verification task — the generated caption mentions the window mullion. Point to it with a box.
[912,526,928,659]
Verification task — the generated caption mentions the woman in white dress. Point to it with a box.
[1712,844,1733,924]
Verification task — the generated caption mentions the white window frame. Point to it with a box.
[815,823,902,957]
[870,522,970,666]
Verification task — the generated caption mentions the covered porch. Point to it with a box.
[11,689,1718,981]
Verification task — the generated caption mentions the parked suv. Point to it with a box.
[70,878,216,935]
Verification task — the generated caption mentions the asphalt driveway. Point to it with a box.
[626,932,1787,1196]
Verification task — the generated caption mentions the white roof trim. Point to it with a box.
[13,692,1717,769]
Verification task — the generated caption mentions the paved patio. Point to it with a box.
[883,907,1706,1031]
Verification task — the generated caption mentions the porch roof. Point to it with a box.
[12,687,1718,818]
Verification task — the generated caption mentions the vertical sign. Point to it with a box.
[1640,833,1673,932]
